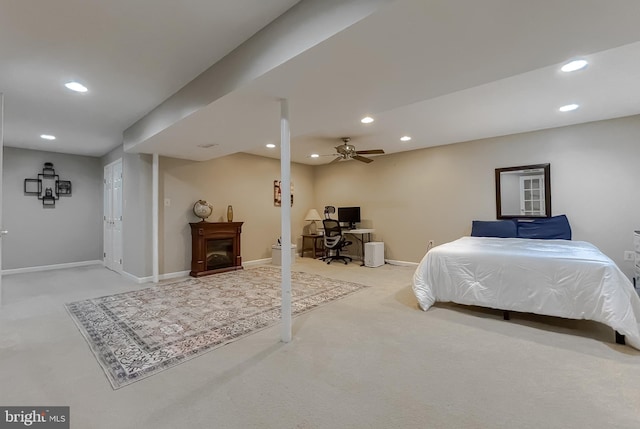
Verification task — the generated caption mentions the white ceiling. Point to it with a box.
[3,0,640,164]
[0,0,299,156]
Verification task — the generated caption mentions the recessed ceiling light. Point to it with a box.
[559,103,579,112]
[310,154,320,158]
[40,134,56,140]
[360,116,374,124]
[64,81,88,93]
[561,59,588,73]
[266,143,276,148]
[400,136,412,142]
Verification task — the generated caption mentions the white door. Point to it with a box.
[103,159,123,273]
[0,94,5,305]
[519,175,545,216]
[103,164,113,270]
[112,160,123,272]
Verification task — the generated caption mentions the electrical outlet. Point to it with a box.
[624,251,635,261]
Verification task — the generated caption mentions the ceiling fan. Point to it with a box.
[328,137,385,164]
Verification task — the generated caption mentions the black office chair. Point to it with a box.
[322,219,352,265]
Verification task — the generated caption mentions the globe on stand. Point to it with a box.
[193,200,213,222]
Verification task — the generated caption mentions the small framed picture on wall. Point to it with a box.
[274,180,293,207]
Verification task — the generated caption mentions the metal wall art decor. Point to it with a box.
[24,162,72,207]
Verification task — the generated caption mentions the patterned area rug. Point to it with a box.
[65,266,367,389]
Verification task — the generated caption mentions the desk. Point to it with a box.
[345,229,375,266]
[301,234,325,258]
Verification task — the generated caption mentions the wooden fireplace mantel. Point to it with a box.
[189,221,243,277]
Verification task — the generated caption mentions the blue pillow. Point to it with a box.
[471,220,518,238]
[516,215,572,240]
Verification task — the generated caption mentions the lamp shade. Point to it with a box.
[304,209,322,221]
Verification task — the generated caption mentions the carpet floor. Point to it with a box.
[3,260,639,428]
[65,266,367,389]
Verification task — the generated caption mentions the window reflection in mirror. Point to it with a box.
[495,163,550,219]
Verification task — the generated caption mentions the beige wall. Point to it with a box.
[314,115,640,277]
[159,152,315,274]
[9,114,635,278]
[117,114,639,279]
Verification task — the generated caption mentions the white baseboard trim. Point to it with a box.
[2,260,103,276]
[122,259,272,284]
[122,270,191,284]
[244,258,272,268]
[161,270,191,280]
[121,270,145,284]
[384,259,419,267]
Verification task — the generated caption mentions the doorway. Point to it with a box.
[104,159,123,273]
[519,174,545,216]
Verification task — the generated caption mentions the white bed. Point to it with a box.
[412,236,640,349]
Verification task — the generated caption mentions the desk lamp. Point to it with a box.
[304,209,322,235]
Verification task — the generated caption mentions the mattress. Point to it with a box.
[412,236,640,349]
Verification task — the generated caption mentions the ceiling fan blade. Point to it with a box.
[353,155,374,163]
[329,156,342,164]
[355,149,385,155]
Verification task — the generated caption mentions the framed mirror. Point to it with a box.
[495,163,550,219]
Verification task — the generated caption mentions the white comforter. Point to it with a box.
[412,236,640,349]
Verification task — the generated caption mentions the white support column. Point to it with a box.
[152,153,159,284]
[280,98,292,343]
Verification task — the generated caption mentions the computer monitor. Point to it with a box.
[338,207,361,229]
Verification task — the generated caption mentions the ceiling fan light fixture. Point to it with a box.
[559,103,579,112]
[325,137,385,164]
[360,116,374,124]
[561,59,588,72]
[400,136,412,142]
